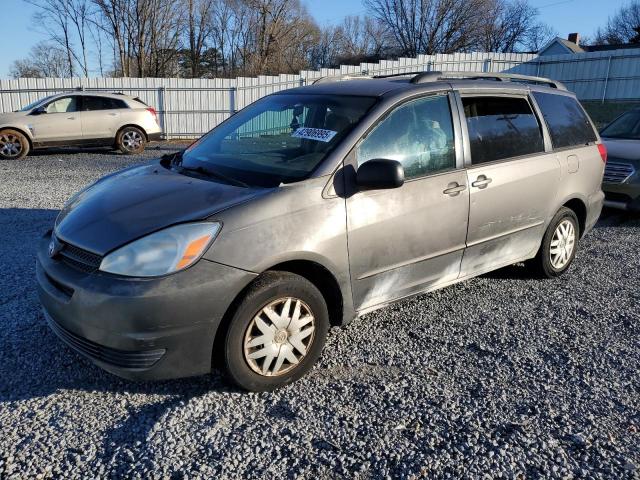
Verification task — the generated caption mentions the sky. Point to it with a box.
[0,0,625,78]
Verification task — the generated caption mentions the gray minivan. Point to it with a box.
[37,72,605,391]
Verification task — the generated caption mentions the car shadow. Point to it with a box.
[595,207,640,229]
[26,142,178,157]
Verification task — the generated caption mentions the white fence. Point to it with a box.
[1,49,639,139]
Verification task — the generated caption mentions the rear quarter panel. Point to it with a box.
[554,144,605,234]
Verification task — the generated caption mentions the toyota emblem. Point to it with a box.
[48,237,61,258]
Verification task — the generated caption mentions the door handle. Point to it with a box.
[443,182,467,196]
[472,175,492,189]
[108,113,118,116]
[67,116,76,120]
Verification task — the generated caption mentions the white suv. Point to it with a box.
[0,92,162,159]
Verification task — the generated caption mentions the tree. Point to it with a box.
[336,16,389,62]
[26,0,93,77]
[525,23,556,52]
[595,1,640,45]
[364,0,491,56]
[479,0,543,53]
[10,42,70,78]
[184,0,216,77]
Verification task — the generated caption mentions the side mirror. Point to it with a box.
[32,106,47,115]
[356,159,405,190]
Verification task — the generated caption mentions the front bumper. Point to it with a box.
[603,181,640,212]
[36,233,256,381]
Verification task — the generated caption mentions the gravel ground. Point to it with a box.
[0,145,638,479]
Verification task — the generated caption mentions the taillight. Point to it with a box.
[597,143,607,163]
[146,107,158,124]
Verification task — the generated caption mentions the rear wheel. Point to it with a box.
[116,126,146,154]
[223,271,329,391]
[529,207,579,278]
[0,129,29,160]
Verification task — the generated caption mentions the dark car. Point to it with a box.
[600,108,640,211]
[37,72,605,391]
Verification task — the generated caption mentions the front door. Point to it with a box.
[29,95,82,145]
[458,94,561,276]
[346,93,469,312]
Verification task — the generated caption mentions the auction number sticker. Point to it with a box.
[292,128,337,143]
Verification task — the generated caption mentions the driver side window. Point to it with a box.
[357,94,456,180]
[46,97,78,114]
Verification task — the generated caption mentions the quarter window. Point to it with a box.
[532,92,597,148]
[462,96,544,164]
[357,94,456,180]
[45,97,77,113]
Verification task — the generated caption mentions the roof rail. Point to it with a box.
[312,74,372,85]
[373,71,431,79]
[411,71,566,90]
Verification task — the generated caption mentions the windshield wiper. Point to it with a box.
[178,164,249,188]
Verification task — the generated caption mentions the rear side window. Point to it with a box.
[532,92,596,149]
[462,96,544,164]
[82,96,127,111]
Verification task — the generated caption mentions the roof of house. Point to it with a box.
[538,37,585,55]
[539,37,640,56]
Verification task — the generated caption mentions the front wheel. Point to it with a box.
[223,271,329,391]
[116,126,146,154]
[0,129,29,160]
[529,207,579,278]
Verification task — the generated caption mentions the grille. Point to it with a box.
[45,311,166,369]
[603,161,635,184]
[57,241,102,273]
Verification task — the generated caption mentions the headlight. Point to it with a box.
[99,222,221,277]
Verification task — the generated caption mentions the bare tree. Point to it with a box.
[92,0,131,75]
[338,16,389,60]
[239,0,319,75]
[184,0,216,77]
[479,0,541,53]
[525,22,556,52]
[92,0,184,77]
[10,42,70,78]
[595,1,640,44]
[364,0,491,56]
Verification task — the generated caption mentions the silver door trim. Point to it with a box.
[357,244,466,280]
[465,220,544,248]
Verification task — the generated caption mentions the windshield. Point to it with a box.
[19,95,55,112]
[600,110,640,140]
[180,93,377,187]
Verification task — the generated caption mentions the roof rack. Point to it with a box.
[310,70,566,90]
[312,74,372,85]
[410,71,566,90]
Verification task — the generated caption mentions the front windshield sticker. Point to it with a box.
[292,127,337,143]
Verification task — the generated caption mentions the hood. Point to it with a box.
[55,163,269,255]
[0,111,28,125]
[602,138,640,162]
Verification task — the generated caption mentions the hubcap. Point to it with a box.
[243,297,315,377]
[0,133,23,158]
[549,219,576,269]
[122,130,143,151]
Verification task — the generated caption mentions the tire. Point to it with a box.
[223,271,329,392]
[116,126,146,154]
[529,207,580,278]
[0,129,30,160]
